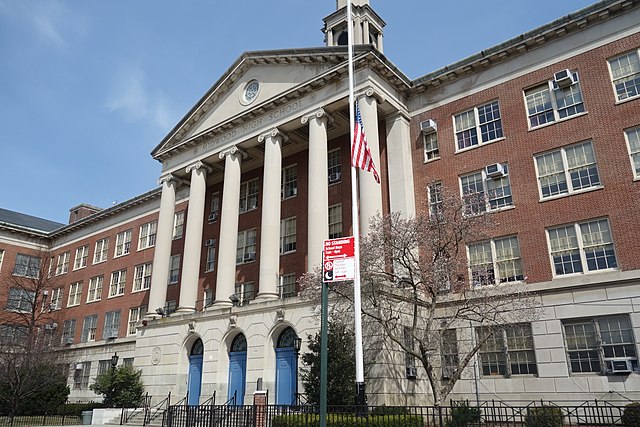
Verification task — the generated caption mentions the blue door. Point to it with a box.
[228,334,247,405]
[275,348,296,405]
[187,339,204,405]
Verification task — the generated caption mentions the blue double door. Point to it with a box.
[228,351,247,405]
[187,354,203,405]
[275,348,296,405]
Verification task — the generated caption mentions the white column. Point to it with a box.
[256,128,287,301]
[357,90,383,236]
[302,109,331,272]
[214,146,246,307]
[385,112,416,219]
[146,175,179,319]
[177,161,211,313]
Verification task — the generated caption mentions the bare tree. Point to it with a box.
[301,189,540,406]
[0,251,69,416]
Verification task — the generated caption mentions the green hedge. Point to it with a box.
[271,413,423,427]
[60,402,105,417]
[526,406,563,427]
[622,402,640,427]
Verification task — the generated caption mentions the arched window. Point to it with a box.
[191,338,203,356]
[230,334,247,352]
[277,327,297,348]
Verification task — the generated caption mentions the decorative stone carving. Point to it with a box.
[276,308,285,322]
[185,160,213,174]
[188,321,196,332]
[229,314,238,327]
[151,346,162,365]
[257,128,289,144]
[218,145,248,160]
[301,108,334,126]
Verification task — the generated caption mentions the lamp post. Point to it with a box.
[293,337,302,405]
[110,352,119,407]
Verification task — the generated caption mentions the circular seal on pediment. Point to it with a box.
[151,346,162,365]
[241,80,260,105]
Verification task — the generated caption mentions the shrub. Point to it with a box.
[370,405,410,415]
[62,402,105,417]
[622,402,640,427]
[446,401,481,427]
[527,406,563,427]
[271,413,423,427]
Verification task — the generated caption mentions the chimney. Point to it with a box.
[69,204,102,224]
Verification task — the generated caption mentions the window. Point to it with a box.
[128,306,147,336]
[74,246,88,270]
[50,287,63,311]
[165,300,177,314]
[204,289,214,307]
[6,288,35,312]
[280,217,297,254]
[94,238,109,264]
[403,327,416,378]
[236,229,257,264]
[547,218,617,276]
[279,273,296,298]
[460,164,512,214]
[138,221,157,250]
[205,245,215,273]
[0,250,4,272]
[123,358,134,368]
[608,50,640,101]
[563,315,638,374]
[109,269,127,297]
[74,361,91,389]
[13,253,41,278]
[428,182,443,219]
[441,329,459,379]
[423,131,439,161]
[81,314,98,342]
[234,282,254,306]
[67,282,82,307]
[61,319,76,345]
[170,255,181,283]
[525,71,585,128]
[328,148,342,183]
[468,236,524,286]
[535,141,600,199]
[97,360,111,376]
[454,100,503,151]
[239,179,259,213]
[477,324,537,377]
[87,276,103,303]
[282,165,298,199]
[103,310,120,339]
[173,211,185,238]
[133,263,152,292]
[114,230,132,257]
[209,194,220,222]
[55,252,70,275]
[0,324,27,346]
[624,127,640,178]
[328,204,343,239]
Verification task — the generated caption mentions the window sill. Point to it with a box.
[280,250,297,256]
[539,185,603,203]
[168,281,179,285]
[67,304,80,308]
[424,155,441,164]
[489,205,515,214]
[455,137,504,154]
[239,207,259,215]
[614,95,639,106]
[108,293,125,299]
[86,299,101,304]
[93,260,107,266]
[131,288,149,294]
[73,266,87,272]
[552,267,619,280]
[172,235,183,240]
[528,111,588,132]
[113,253,130,259]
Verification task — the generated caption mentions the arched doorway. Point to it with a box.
[275,327,298,405]
[187,338,203,406]
[228,334,247,405]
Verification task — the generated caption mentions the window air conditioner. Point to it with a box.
[420,119,437,133]
[286,187,298,197]
[107,332,118,340]
[64,337,74,345]
[205,239,216,247]
[244,253,256,262]
[329,173,341,184]
[406,366,417,379]
[485,163,506,178]
[208,212,218,222]
[553,69,576,88]
[606,357,636,374]
[75,363,83,370]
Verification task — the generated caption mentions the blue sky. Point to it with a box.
[0,0,595,224]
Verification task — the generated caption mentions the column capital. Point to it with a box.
[218,145,248,160]
[258,127,289,144]
[301,108,335,126]
[185,160,213,175]
[157,174,188,187]
[356,86,386,105]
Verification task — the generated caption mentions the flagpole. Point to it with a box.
[347,0,367,408]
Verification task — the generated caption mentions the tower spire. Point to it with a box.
[324,0,385,53]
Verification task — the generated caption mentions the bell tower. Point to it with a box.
[323,0,386,53]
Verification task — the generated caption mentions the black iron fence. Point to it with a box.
[0,413,82,427]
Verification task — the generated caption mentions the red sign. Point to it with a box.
[323,237,356,283]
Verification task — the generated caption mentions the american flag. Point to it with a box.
[351,102,380,184]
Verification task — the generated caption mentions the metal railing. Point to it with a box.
[0,413,82,427]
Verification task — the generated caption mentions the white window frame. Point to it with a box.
[624,126,640,179]
[467,236,524,286]
[86,276,103,303]
[50,287,63,311]
[279,273,296,299]
[236,229,257,264]
[0,250,4,272]
[453,100,504,152]
[138,221,157,250]
[103,310,120,339]
[173,211,185,238]
[93,238,109,264]
[427,182,443,219]
[6,287,35,312]
[280,217,297,254]
[55,252,70,276]
[73,245,88,270]
[459,163,513,215]
[109,269,127,297]
[328,148,342,184]
[239,179,259,213]
[13,253,41,278]
[67,282,82,307]
[204,289,214,307]
[74,361,91,389]
[128,306,147,336]
[81,314,98,343]
[169,254,181,283]
[328,204,343,239]
[546,218,617,277]
[209,193,220,222]
[114,230,132,257]
[234,282,255,306]
[61,319,75,345]
[477,323,538,377]
[524,71,585,129]
[607,49,640,102]
[205,246,216,273]
[423,131,439,161]
[534,141,601,201]
[133,263,152,292]
[281,164,298,199]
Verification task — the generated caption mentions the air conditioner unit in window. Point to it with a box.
[485,163,506,178]
[75,363,83,370]
[208,212,218,222]
[328,173,341,184]
[406,366,417,379]
[605,357,636,374]
[107,332,118,340]
[64,337,74,345]
[420,119,437,133]
[553,69,576,88]
[205,239,216,247]
[286,187,298,197]
[243,253,256,262]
